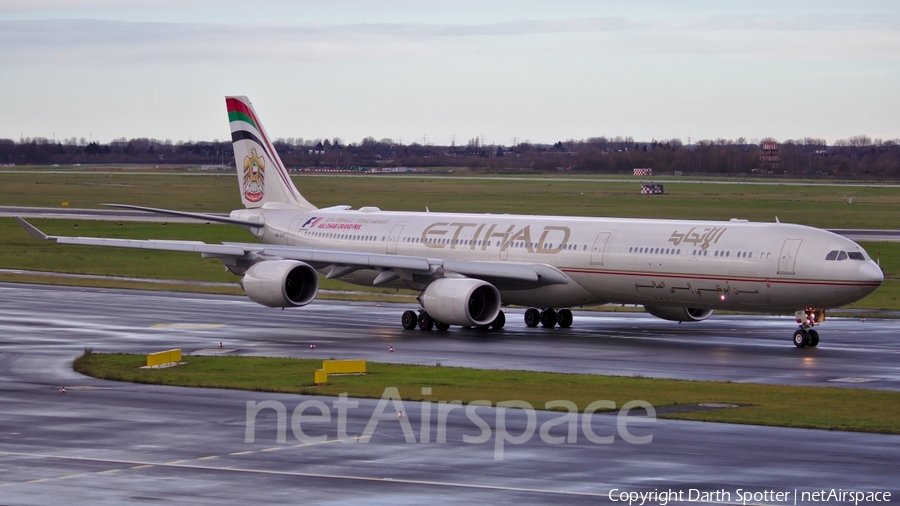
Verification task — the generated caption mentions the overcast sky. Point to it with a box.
[1,0,898,145]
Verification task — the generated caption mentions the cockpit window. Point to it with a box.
[825,250,839,260]
[848,252,865,260]
[837,251,848,260]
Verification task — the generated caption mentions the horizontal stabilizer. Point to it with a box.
[102,204,263,228]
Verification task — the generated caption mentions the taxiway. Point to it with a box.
[0,283,897,504]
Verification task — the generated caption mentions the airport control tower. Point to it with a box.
[759,141,783,173]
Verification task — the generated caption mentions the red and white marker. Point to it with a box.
[59,387,66,394]
[397,411,404,418]
[310,344,316,349]
[389,346,394,353]
[218,342,223,348]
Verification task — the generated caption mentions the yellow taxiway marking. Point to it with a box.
[96,469,120,475]
[259,447,283,452]
[150,323,225,329]
[26,478,50,483]
[131,465,154,470]
[164,460,188,465]
[197,456,219,460]
[229,451,254,456]
[59,473,87,480]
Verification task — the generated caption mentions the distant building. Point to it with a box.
[759,142,783,172]
[309,141,325,155]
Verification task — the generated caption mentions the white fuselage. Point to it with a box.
[233,206,883,312]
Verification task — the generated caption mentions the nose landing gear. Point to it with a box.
[793,308,823,348]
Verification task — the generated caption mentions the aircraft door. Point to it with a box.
[287,218,305,246]
[386,225,404,254]
[777,238,802,274]
[590,232,611,265]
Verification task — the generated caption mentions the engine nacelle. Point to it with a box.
[644,305,713,322]
[419,278,501,327]
[241,260,319,308]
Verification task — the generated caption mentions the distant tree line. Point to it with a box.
[2,134,898,178]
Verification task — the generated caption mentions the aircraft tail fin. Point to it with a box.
[226,96,315,210]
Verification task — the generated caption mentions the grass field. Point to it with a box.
[4,171,900,227]
[74,352,900,434]
[2,171,898,308]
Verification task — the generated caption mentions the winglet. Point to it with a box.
[15,216,51,240]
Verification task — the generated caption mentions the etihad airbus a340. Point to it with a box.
[17,96,884,348]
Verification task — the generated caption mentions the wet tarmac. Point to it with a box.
[0,283,897,504]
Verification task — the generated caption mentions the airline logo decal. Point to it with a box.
[226,96,300,202]
[302,217,323,228]
[242,148,265,203]
[421,222,571,253]
[667,227,726,250]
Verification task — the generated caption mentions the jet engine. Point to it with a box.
[240,260,319,308]
[643,306,713,322]
[419,278,501,327]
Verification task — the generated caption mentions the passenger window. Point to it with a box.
[837,251,848,261]
[848,252,865,260]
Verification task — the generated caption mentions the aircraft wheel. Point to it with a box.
[491,311,506,330]
[808,329,819,347]
[401,310,418,330]
[435,321,450,331]
[541,308,557,328]
[524,308,541,327]
[557,309,573,328]
[418,312,435,331]
[792,329,809,348]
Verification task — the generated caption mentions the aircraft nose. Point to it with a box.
[858,261,884,285]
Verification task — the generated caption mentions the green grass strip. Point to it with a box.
[74,351,900,434]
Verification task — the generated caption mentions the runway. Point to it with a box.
[0,283,897,504]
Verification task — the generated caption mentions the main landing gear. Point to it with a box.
[524,308,573,329]
[792,308,824,348]
[401,309,505,331]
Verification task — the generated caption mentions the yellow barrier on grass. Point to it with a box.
[147,349,182,367]
[322,360,366,374]
[314,369,328,384]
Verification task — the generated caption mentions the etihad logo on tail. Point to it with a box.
[242,148,265,203]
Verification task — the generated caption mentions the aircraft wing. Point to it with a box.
[15,217,568,288]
